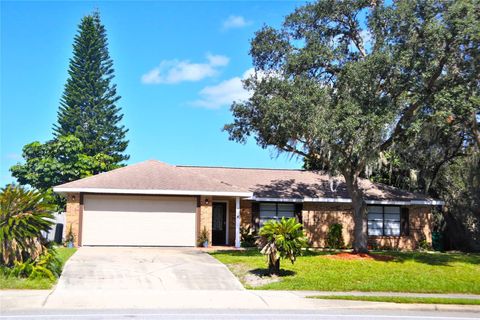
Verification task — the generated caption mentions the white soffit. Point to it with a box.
[250,197,444,206]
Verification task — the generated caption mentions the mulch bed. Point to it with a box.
[326,252,394,262]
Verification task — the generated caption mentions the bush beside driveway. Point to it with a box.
[0,247,77,290]
[210,250,480,294]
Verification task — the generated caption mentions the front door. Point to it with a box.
[212,202,227,245]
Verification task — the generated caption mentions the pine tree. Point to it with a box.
[54,11,128,163]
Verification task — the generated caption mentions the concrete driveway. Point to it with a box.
[55,247,244,291]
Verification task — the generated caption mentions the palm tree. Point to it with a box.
[0,185,54,266]
[257,217,308,275]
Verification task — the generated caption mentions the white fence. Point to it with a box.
[41,212,66,243]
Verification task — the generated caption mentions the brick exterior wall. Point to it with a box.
[65,193,82,247]
[240,200,252,228]
[302,203,433,250]
[302,203,354,247]
[198,195,213,245]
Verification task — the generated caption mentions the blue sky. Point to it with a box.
[1,1,307,184]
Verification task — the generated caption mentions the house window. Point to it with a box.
[259,202,295,226]
[367,206,401,236]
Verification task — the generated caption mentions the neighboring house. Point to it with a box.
[53,160,443,250]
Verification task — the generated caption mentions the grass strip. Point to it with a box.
[309,295,480,305]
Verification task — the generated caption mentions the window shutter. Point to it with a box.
[251,202,260,232]
[400,207,410,236]
[294,203,303,224]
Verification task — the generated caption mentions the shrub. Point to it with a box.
[2,247,62,281]
[418,235,432,251]
[65,224,76,246]
[0,185,54,266]
[240,225,257,247]
[197,226,209,247]
[326,223,344,249]
[256,218,308,275]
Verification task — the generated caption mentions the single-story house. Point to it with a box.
[53,160,443,250]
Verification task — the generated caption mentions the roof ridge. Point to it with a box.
[177,164,306,171]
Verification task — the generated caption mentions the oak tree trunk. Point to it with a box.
[344,173,369,253]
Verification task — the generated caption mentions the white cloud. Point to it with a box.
[222,15,252,30]
[206,53,229,67]
[191,68,255,109]
[141,54,230,84]
[5,153,21,160]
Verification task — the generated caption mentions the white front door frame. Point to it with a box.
[235,197,241,248]
[213,200,229,245]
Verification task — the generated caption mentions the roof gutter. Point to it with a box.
[52,187,253,198]
[249,197,445,206]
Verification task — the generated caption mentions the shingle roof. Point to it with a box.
[177,165,433,202]
[54,160,249,195]
[54,160,440,203]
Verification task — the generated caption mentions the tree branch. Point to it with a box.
[279,143,331,169]
[472,109,480,150]
[426,139,466,194]
[343,14,367,58]
[381,38,453,151]
[279,144,309,158]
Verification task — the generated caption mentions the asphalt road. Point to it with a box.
[1,309,479,320]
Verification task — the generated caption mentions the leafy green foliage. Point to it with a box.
[10,11,129,210]
[53,11,128,163]
[0,185,54,267]
[11,11,128,207]
[436,155,480,252]
[0,247,76,289]
[224,0,479,252]
[326,223,345,249]
[2,248,62,281]
[257,218,308,274]
[10,135,119,208]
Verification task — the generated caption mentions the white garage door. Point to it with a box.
[82,195,197,246]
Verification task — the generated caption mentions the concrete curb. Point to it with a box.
[2,289,479,313]
[288,290,480,300]
[251,290,480,313]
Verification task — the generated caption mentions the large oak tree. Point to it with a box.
[224,0,479,252]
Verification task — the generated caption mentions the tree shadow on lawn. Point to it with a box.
[306,249,480,267]
[378,251,480,266]
[211,248,480,267]
[249,268,296,277]
[210,249,261,257]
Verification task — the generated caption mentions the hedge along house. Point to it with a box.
[53,160,443,249]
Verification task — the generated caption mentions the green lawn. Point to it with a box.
[309,295,480,305]
[0,247,77,290]
[210,250,480,293]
